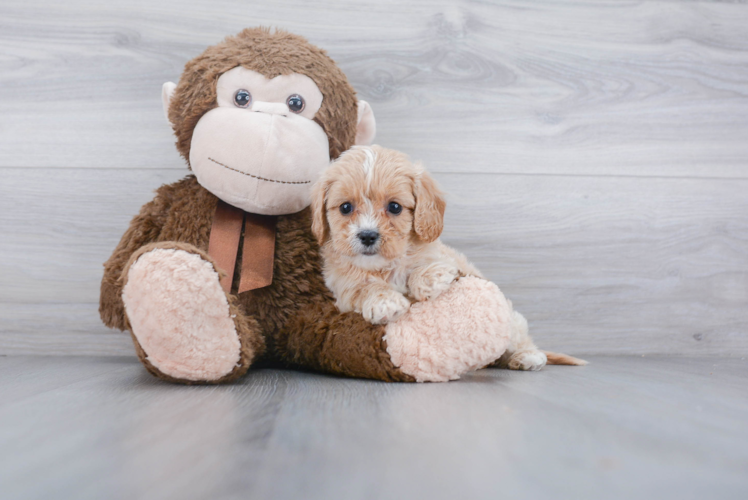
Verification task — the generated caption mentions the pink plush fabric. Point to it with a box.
[122,249,241,381]
[384,276,510,382]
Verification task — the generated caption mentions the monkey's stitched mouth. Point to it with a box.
[208,157,311,185]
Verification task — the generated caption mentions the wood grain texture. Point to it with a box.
[1,0,747,356]
[0,356,747,500]
[0,304,133,356]
[0,0,747,176]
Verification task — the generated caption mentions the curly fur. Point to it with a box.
[311,146,480,323]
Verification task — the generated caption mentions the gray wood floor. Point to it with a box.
[0,356,746,500]
[1,0,747,356]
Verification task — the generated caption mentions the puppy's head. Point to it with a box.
[311,145,446,261]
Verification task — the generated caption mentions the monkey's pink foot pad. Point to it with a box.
[122,248,241,381]
[384,276,510,382]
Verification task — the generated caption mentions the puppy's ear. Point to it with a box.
[311,174,333,246]
[413,165,446,243]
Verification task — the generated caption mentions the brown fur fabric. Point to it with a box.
[100,28,413,383]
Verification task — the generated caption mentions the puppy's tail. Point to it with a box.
[542,351,588,366]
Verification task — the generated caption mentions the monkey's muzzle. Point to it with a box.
[189,105,330,215]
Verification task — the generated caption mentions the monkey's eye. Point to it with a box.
[387,202,403,215]
[234,89,252,108]
[287,94,305,113]
[339,202,353,215]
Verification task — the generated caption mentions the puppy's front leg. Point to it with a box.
[357,283,411,325]
[408,263,459,302]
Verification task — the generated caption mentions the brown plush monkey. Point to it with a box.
[99,28,527,384]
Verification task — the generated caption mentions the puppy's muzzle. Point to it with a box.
[358,230,380,248]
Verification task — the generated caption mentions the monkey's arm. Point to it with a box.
[272,299,415,382]
[99,192,171,330]
[273,276,513,383]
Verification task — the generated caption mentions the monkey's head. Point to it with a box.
[162,28,376,215]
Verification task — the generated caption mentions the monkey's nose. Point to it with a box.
[358,230,380,247]
[252,101,289,116]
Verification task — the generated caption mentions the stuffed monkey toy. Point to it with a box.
[100,28,565,384]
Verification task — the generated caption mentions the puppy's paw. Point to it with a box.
[362,290,411,325]
[409,263,459,302]
[507,350,547,371]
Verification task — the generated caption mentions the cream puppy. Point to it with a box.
[311,145,568,371]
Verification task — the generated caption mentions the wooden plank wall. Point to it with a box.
[1,0,747,356]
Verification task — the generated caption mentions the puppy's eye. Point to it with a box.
[287,94,305,113]
[339,202,353,215]
[234,89,252,108]
[387,202,402,215]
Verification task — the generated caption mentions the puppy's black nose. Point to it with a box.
[358,230,380,247]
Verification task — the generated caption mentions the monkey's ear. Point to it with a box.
[162,82,177,125]
[413,166,446,243]
[311,176,332,246]
[354,100,376,145]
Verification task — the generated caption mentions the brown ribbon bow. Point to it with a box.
[208,200,276,294]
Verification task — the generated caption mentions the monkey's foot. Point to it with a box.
[122,248,242,381]
[384,276,510,382]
